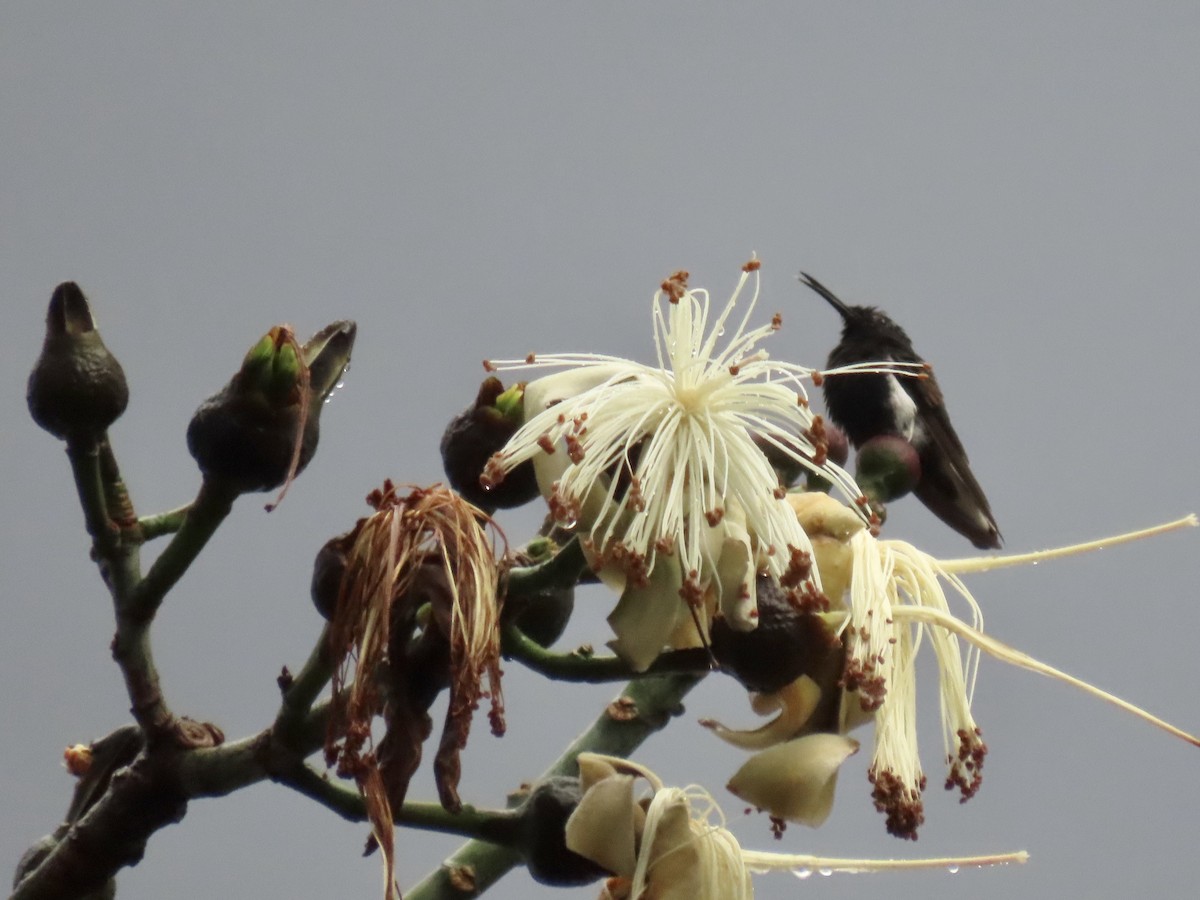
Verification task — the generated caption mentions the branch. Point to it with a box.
[135,504,192,541]
[503,536,587,598]
[405,670,705,899]
[503,624,712,682]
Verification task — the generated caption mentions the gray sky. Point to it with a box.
[3,3,1199,898]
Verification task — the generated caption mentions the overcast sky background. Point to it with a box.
[3,4,1199,899]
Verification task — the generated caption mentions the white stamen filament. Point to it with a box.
[891,604,1200,747]
[741,849,1029,876]
[940,515,1198,575]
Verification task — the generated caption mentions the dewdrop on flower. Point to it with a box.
[482,258,923,669]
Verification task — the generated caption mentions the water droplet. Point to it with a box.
[947,865,960,874]
[818,867,833,877]
[792,868,813,880]
[717,326,726,336]
[558,515,578,530]
[1031,560,1038,566]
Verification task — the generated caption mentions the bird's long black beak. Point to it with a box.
[798,272,851,320]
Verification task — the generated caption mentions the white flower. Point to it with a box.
[702,494,1199,839]
[565,752,1029,895]
[483,260,917,669]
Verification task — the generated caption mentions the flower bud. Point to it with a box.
[711,574,843,696]
[515,776,609,886]
[440,377,538,509]
[186,321,355,494]
[310,531,352,621]
[27,282,129,443]
[854,434,921,503]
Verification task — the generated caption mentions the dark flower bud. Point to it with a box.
[823,421,850,467]
[310,531,352,621]
[440,377,538,509]
[187,321,355,495]
[27,282,129,443]
[514,776,607,886]
[711,574,844,696]
[756,419,850,490]
[855,434,922,503]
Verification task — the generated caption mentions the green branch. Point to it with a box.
[406,669,705,899]
[129,479,237,620]
[504,536,587,598]
[503,623,712,682]
[136,504,193,541]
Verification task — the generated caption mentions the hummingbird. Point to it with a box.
[799,272,1002,550]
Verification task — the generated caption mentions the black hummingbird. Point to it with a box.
[799,272,1002,550]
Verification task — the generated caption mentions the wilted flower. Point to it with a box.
[565,752,1027,896]
[321,481,505,899]
[707,492,1199,840]
[482,259,921,669]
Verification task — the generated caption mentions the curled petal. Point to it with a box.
[701,676,822,750]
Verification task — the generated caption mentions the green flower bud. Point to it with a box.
[27,282,129,443]
[855,434,922,503]
[187,321,355,495]
[440,377,538,509]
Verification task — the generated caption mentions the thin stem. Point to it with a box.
[504,536,587,598]
[503,623,712,682]
[130,479,238,620]
[406,670,705,899]
[64,438,117,555]
[273,625,335,744]
[136,504,193,541]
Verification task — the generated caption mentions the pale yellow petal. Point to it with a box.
[787,491,865,542]
[607,557,685,672]
[726,733,860,827]
[701,675,822,749]
[565,772,639,877]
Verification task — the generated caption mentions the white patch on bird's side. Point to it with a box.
[886,374,922,442]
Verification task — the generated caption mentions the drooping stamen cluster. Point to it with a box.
[844,531,987,838]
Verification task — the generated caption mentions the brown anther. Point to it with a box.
[770,312,783,331]
[679,575,706,609]
[811,371,824,387]
[742,258,762,273]
[483,359,497,372]
[565,434,585,464]
[661,270,690,303]
[729,364,741,376]
[705,507,725,527]
[537,434,557,455]
[480,455,506,490]
[772,485,787,500]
